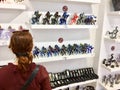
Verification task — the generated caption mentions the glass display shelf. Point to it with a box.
[108,11,120,16]
[104,36,120,43]
[0,53,95,66]
[52,79,97,90]
[99,81,120,90]
[34,53,95,62]
[66,0,100,4]
[30,25,98,30]
[102,64,120,72]
[30,0,100,4]
[0,40,9,46]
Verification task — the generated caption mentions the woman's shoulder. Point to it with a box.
[32,63,49,78]
[31,62,46,70]
[0,63,18,73]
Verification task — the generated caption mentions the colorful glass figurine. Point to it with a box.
[51,12,61,25]
[60,45,67,56]
[67,44,74,55]
[33,46,40,58]
[59,6,69,25]
[76,12,85,25]
[86,44,94,53]
[84,15,96,25]
[31,11,42,24]
[18,25,23,31]
[7,26,15,38]
[80,43,87,53]
[47,45,54,57]
[69,13,78,25]
[42,11,52,25]
[40,46,47,57]
[73,44,81,54]
[54,45,60,56]
[46,49,52,57]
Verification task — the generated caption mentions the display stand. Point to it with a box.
[0,0,101,90]
[96,0,120,90]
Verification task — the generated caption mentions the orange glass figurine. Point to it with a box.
[69,13,78,25]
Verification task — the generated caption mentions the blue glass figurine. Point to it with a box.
[31,11,42,24]
[33,46,40,58]
[59,6,69,25]
[67,44,74,55]
[84,15,96,25]
[86,44,94,53]
[54,45,60,56]
[47,45,54,57]
[46,49,52,57]
[40,46,47,57]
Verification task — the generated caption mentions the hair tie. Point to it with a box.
[15,52,28,57]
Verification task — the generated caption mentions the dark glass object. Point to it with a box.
[112,0,120,11]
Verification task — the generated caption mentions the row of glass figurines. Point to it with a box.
[102,73,120,88]
[30,11,97,25]
[0,25,23,40]
[33,43,94,58]
[0,0,24,3]
[102,53,120,68]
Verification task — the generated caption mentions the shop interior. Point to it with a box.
[0,0,120,90]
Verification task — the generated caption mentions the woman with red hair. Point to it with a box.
[0,30,51,90]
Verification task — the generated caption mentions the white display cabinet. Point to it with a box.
[0,0,101,90]
[27,0,100,90]
[96,0,120,90]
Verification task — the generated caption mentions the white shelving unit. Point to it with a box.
[102,64,120,72]
[28,0,100,90]
[0,3,26,10]
[96,0,120,90]
[66,0,100,4]
[104,36,120,43]
[99,81,120,90]
[30,25,98,30]
[108,11,120,16]
[30,0,101,4]
[53,79,97,90]
[0,53,95,66]
[0,0,101,90]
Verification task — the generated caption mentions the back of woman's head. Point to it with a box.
[9,30,33,73]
